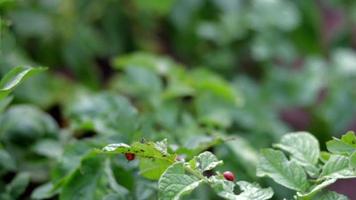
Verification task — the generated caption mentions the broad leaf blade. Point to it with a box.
[327,131,356,155]
[319,155,356,179]
[102,141,175,161]
[274,132,320,176]
[313,191,349,200]
[102,140,176,180]
[210,178,273,200]
[139,158,173,180]
[59,152,104,200]
[158,162,203,200]
[31,183,58,200]
[7,172,30,199]
[350,152,356,169]
[298,178,337,198]
[257,149,309,192]
[196,151,223,172]
[0,66,46,100]
[236,181,274,200]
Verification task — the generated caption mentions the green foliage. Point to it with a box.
[1,0,356,199]
[92,138,274,200]
[102,140,176,180]
[257,132,356,200]
[0,66,45,100]
[98,132,355,199]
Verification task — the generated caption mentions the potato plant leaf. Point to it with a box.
[0,66,46,100]
[319,155,356,180]
[59,152,104,200]
[6,172,30,199]
[350,152,356,169]
[326,131,356,155]
[196,151,223,172]
[211,178,273,200]
[102,140,176,180]
[257,149,310,192]
[158,162,203,200]
[313,191,349,200]
[158,151,273,200]
[273,132,320,176]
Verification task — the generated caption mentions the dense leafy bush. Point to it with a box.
[1,0,356,199]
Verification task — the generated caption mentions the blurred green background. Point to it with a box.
[1,0,356,199]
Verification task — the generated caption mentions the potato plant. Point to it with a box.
[2,0,356,199]
[1,61,356,200]
[94,131,355,200]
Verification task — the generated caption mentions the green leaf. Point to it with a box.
[210,178,237,199]
[31,183,58,200]
[158,162,203,200]
[350,151,356,169]
[0,148,16,175]
[0,96,12,114]
[139,157,173,180]
[113,52,175,74]
[6,172,30,199]
[274,132,320,176]
[327,131,356,155]
[319,155,356,179]
[102,140,176,180]
[298,178,337,198]
[134,0,176,15]
[256,149,310,192]
[103,193,126,200]
[341,131,356,145]
[196,151,223,172]
[0,105,59,147]
[102,140,176,163]
[32,139,63,158]
[66,92,138,136]
[225,136,259,177]
[0,66,46,100]
[210,178,273,200]
[111,66,162,101]
[59,152,104,200]
[236,181,274,200]
[176,136,223,159]
[103,159,129,196]
[320,151,331,163]
[313,191,349,200]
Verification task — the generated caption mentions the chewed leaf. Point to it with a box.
[158,162,203,200]
[210,177,273,200]
[102,143,131,152]
[196,151,223,172]
[102,140,176,180]
[155,139,169,154]
[327,131,356,155]
[0,66,46,100]
[102,140,175,162]
[236,181,274,200]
